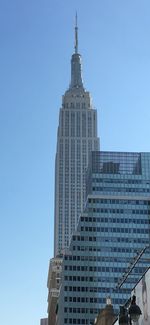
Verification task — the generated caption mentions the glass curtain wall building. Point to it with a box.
[54,19,100,256]
[57,151,150,325]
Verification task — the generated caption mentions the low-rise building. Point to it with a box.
[47,256,62,325]
[40,318,48,325]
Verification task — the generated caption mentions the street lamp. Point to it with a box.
[128,295,142,323]
[119,295,142,325]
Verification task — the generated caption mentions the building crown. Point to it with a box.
[69,14,84,90]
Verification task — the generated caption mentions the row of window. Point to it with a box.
[63,267,139,282]
[64,318,89,324]
[81,217,150,225]
[72,233,149,244]
[92,178,150,185]
[80,216,149,223]
[64,255,133,262]
[92,187,150,193]
[64,296,126,304]
[64,265,130,273]
[63,102,87,109]
[64,307,99,314]
[62,274,138,284]
[88,208,150,215]
[79,225,149,234]
[72,242,148,252]
[88,198,150,205]
[64,284,131,293]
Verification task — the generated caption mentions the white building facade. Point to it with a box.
[54,20,100,256]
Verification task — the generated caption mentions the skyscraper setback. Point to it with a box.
[54,17,100,256]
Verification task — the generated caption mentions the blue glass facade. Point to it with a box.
[57,152,150,325]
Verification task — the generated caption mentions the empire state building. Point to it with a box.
[54,17,100,256]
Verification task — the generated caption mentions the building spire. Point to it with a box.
[69,13,84,90]
[75,12,78,54]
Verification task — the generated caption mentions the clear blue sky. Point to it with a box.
[0,1,150,324]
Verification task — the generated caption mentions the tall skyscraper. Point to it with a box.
[47,18,100,325]
[57,151,150,325]
[54,17,100,256]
